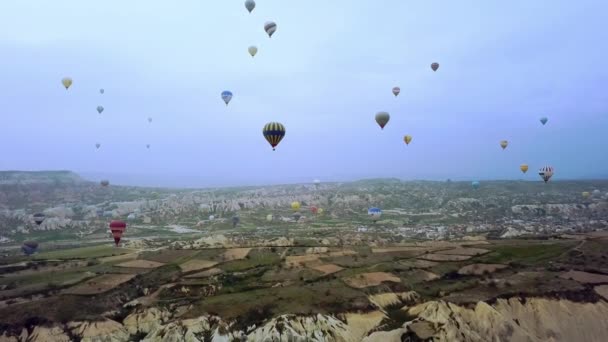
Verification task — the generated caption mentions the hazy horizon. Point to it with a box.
[1,0,607,188]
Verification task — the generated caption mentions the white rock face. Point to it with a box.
[27,326,70,342]
[123,308,171,335]
[67,319,129,342]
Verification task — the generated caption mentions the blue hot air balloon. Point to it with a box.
[368,207,382,221]
[221,91,233,106]
[540,117,548,125]
[472,181,480,189]
[21,241,39,256]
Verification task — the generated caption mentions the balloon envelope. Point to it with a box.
[33,213,45,225]
[431,63,439,71]
[21,241,39,255]
[96,143,101,149]
[538,166,554,183]
[310,206,318,214]
[500,140,508,149]
[100,180,110,187]
[392,87,400,96]
[97,106,104,114]
[368,208,382,221]
[221,91,233,105]
[472,181,480,189]
[232,216,240,227]
[291,201,301,212]
[99,88,104,94]
[540,117,548,125]
[245,0,255,13]
[109,220,126,246]
[248,46,258,57]
[520,164,529,173]
[266,214,273,222]
[264,21,277,38]
[263,122,286,151]
[62,77,73,89]
[404,135,412,145]
[375,112,390,129]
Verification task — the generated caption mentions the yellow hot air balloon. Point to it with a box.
[404,135,412,145]
[317,208,324,215]
[520,164,529,173]
[500,140,508,150]
[266,214,273,222]
[61,77,73,90]
[582,191,591,199]
[248,46,258,57]
[291,201,301,212]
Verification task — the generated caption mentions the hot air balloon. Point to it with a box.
[375,112,390,130]
[146,144,150,149]
[248,46,258,57]
[392,87,400,97]
[540,117,548,125]
[293,213,301,222]
[264,21,277,38]
[291,201,301,212]
[368,208,382,221]
[538,166,554,183]
[313,179,321,185]
[592,189,601,197]
[520,164,529,174]
[245,0,255,13]
[263,122,286,151]
[266,214,273,222]
[96,143,101,149]
[100,180,110,187]
[209,215,215,221]
[33,213,45,226]
[472,181,480,189]
[500,140,508,150]
[61,77,73,89]
[109,220,126,246]
[221,91,233,105]
[99,88,104,94]
[310,206,318,215]
[21,241,39,256]
[431,63,439,72]
[97,106,104,114]
[232,216,240,228]
[148,117,152,123]
[582,191,591,199]
[404,135,412,145]
[317,208,324,215]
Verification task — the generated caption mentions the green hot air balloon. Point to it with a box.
[375,112,390,130]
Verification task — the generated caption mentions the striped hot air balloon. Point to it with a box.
[538,166,554,183]
[392,87,400,97]
[263,122,286,151]
[368,207,382,221]
[431,62,439,71]
[33,213,45,226]
[221,91,233,105]
[264,21,277,38]
[109,220,126,246]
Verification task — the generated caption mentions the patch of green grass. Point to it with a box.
[220,250,280,272]
[34,245,134,260]
[476,242,574,266]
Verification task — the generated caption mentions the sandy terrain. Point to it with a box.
[285,255,320,267]
[115,260,165,269]
[184,268,224,278]
[595,285,608,300]
[100,253,139,264]
[327,250,357,257]
[458,263,508,275]
[435,247,490,256]
[344,272,401,288]
[221,248,251,261]
[62,274,137,295]
[418,254,472,262]
[179,259,219,273]
[344,311,387,341]
[309,263,344,275]
[560,270,608,284]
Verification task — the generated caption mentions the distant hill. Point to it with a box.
[0,171,84,185]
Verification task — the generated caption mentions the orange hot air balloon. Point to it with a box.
[520,164,528,173]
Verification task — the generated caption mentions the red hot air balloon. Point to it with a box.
[310,206,318,215]
[109,220,126,246]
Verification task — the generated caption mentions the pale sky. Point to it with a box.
[0,0,607,187]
